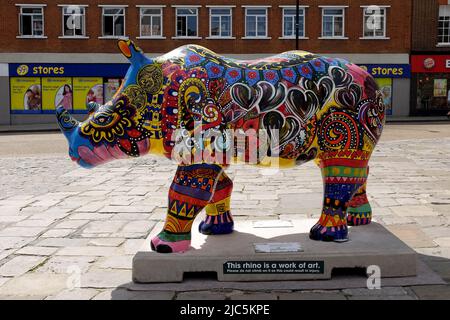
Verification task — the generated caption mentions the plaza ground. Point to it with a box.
[0,123,450,299]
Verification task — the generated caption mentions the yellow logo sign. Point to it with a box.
[16,65,29,76]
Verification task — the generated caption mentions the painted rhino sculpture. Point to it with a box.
[56,40,385,253]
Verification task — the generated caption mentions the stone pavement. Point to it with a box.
[0,124,450,300]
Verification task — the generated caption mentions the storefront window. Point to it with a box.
[416,73,450,111]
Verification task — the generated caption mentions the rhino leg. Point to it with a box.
[199,171,234,235]
[309,155,369,242]
[347,172,372,226]
[151,164,223,253]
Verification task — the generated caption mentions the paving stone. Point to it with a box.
[88,238,125,247]
[278,290,346,300]
[0,227,46,237]
[390,205,438,217]
[410,285,450,300]
[0,273,68,297]
[82,221,127,234]
[230,292,278,300]
[37,238,90,247]
[122,239,145,255]
[55,246,119,257]
[121,220,155,233]
[80,270,132,288]
[434,237,450,247]
[0,277,10,287]
[37,256,96,274]
[176,291,227,300]
[342,287,409,297]
[46,288,99,300]
[14,219,55,227]
[0,216,28,223]
[97,255,133,270]
[41,229,75,238]
[0,255,47,277]
[0,237,34,250]
[54,220,89,229]
[15,246,58,256]
[99,205,155,213]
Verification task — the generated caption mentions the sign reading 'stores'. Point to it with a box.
[9,63,129,77]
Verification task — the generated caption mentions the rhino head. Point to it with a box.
[56,40,165,168]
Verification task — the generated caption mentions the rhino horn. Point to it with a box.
[117,39,152,66]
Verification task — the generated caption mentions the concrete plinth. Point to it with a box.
[132,219,417,283]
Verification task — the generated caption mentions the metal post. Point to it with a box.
[295,0,300,50]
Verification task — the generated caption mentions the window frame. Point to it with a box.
[17,5,47,39]
[243,6,271,39]
[58,5,88,39]
[99,5,127,39]
[138,6,165,39]
[173,6,201,39]
[319,6,348,39]
[280,5,308,39]
[438,5,450,46]
[208,6,234,39]
[361,5,389,40]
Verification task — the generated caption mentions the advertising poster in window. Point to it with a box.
[73,77,104,111]
[104,78,122,102]
[41,77,73,112]
[433,79,447,97]
[10,77,42,112]
[376,78,393,115]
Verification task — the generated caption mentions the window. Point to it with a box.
[321,7,346,38]
[209,8,232,38]
[282,7,305,38]
[61,5,87,37]
[176,8,198,37]
[245,7,268,38]
[438,5,450,45]
[101,7,126,38]
[18,5,45,37]
[362,6,387,38]
[140,7,163,38]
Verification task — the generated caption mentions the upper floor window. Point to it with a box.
[362,6,388,38]
[245,7,269,38]
[209,7,232,38]
[101,6,126,38]
[139,7,163,38]
[18,5,46,38]
[175,7,199,38]
[60,5,87,38]
[321,7,346,38]
[282,7,306,38]
[438,5,450,45]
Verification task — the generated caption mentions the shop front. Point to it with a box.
[411,54,450,116]
[7,63,128,125]
[357,63,411,116]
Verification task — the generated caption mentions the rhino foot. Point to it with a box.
[199,212,234,235]
[309,223,349,242]
[150,231,191,253]
[347,206,372,226]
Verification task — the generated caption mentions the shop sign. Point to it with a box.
[357,64,410,78]
[412,55,450,73]
[9,63,129,77]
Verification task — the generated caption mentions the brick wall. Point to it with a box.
[412,0,450,52]
[0,0,411,54]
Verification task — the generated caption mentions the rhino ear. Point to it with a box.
[117,39,151,66]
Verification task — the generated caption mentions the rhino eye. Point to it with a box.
[94,114,112,125]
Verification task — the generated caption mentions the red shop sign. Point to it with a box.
[411,55,450,73]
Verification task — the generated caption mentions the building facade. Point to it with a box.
[0,0,412,125]
[411,0,450,116]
